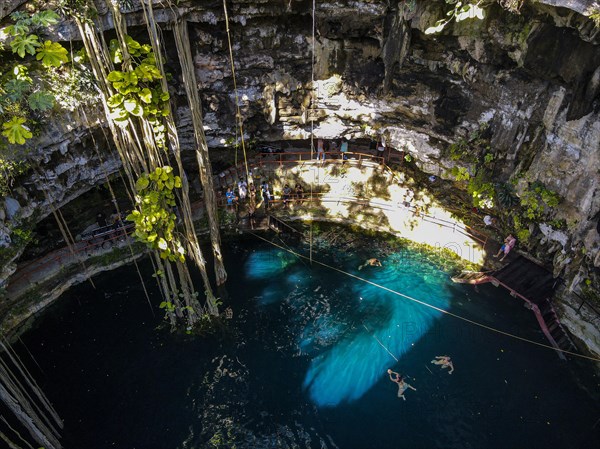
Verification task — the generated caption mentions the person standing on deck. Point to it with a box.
[317,138,325,163]
[494,234,516,261]
[340,138,349,162]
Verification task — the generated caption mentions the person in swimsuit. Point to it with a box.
[431,355,454,374]
[387,369,416,400]
[358,258,382,270]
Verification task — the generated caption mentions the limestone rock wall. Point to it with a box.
[1,0,599,349]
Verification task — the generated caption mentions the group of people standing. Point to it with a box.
[315,136,382,164]
[224,177,306,212]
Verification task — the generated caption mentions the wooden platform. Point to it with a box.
[452,256,577,360]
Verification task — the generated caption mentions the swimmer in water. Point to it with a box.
[387,369,416,400]
[358,258,382,270]
[431,355,454,374]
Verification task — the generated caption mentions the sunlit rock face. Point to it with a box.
[167,1,599,269]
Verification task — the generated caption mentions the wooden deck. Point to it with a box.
[452,256,577,360]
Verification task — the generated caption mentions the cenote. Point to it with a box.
[16,228,600,449]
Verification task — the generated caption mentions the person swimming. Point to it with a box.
[431,355,454,374]
[387,369,416,400]
[358,258,382,270]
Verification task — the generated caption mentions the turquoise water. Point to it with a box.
[15,230,600,448]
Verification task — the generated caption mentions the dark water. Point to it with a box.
[17,232,600,449]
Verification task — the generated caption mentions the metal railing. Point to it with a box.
[8,222,135,289]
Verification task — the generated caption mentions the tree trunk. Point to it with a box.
[173,19,228,286]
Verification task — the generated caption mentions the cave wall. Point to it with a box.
[0,0,599,346]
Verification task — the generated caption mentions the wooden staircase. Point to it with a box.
[451,257,579,360]
[451,271,491,284]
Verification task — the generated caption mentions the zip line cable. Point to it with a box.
[249,231,600,363]
[309,0,317,264]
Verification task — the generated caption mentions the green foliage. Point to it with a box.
[512,215,530,243]
[126,166,185,262]
[448,123,490,163]
[10,34,40,58]
[0,8,68,146]
[519,181,560,220]
[159,301,176,313]
[466,172,494,209]
[0,158,29,195]
[450,166,471,181]
[495,182,518,208]
[4,78,31,102]
[27,91,55,111]
[404,153,412,162]
[425,1,486,35]
[106,36,170,148]
[2,117,32,144]
[586,5,600,27]
[36,40,70,68]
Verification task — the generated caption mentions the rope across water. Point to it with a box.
[249,232,600,363]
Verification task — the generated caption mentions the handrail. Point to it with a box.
[9,223,135,287]
[9,149,490,295]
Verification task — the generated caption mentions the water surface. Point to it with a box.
[17,230,600,448]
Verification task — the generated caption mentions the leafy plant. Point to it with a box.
[2,117,32,144]
[126,166,185,262]
[586,4,600,27]
[495,182,518,208]
[519,181,560,220]
[106,36,170,148]
[0,9,68,146]
[466,173,494,209]
[425,1,486,35]
[450,166,471,181]
[36,40,69,68]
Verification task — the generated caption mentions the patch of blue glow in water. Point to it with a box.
[245,249,302,305]
[249,246,453,407]
[303,261,452,407]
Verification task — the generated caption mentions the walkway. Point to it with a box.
[452,256,577,359]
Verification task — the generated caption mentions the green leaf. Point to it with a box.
[2,117,32,144]
[35,40,69,67]
[123,97,139,112]
[9,11,29,22]
[107,71,125,82]
[135,176,150,191]
[28,91,55,111]
[107,93,125,108]
[125,35,142,54]
[10,34,40,58]
[157,238,168,250]
[174,176,182,188]
[5,22,29,37]
[134,63,162,82]
[125,99,143,117]
[5,78,31,101]
[139,88,152,104]
[12,64,31,81]
[31,10,60,27]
